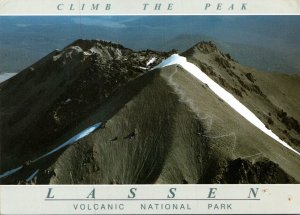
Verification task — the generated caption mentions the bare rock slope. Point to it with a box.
[0,40,299,184]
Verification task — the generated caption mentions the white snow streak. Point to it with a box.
[0,73,17,83]
[146,57,157,67]
[139,66,148,70]
[64,98,72,104]
[0,122,102,179]
[156,54,300,156]
[0,166,23,179]
[33,122,102,162]
[26,169,39,182]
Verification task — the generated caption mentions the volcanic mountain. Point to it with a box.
[0,40,299,184]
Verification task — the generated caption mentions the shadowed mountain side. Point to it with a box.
[0,71,157,184]
[0,40,170,175]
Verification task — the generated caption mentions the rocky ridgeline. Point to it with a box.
[0,39,174,170]
[183,41,265,100]
[53,39,172,68]
[195,41,219,54]
[183,41,300,150]
[38,40,174,143]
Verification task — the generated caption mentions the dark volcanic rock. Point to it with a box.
[215,56,231,69]
[196,41,218,54]
[277,109,300,133]
[245,72,255,82]
[0,39,170,174]
[209,158,296,184]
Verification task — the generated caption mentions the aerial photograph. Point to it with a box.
[0,16,300,184]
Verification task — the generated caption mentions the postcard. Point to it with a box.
[0,0,300,214]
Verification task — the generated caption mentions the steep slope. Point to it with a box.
[0,39,170,180]
[155,59,300,183]
[41,64,300,184]
[182,42,300,152]
[0,40,299,184]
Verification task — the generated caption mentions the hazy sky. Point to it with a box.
[0,16,299,73]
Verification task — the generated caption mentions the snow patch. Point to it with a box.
[90,46,102,55]
[0,73,17,83]
[83,51,92,56]
[115,49,122,59]
[153,54,186,69]
[53,54,62,61]
[139,66,148,70]
[53,46,83,62]
[64,98,72,104]
[146,57,157,67]
[157,54,300,156]
[69,46,83,53]
[26,169,39,182]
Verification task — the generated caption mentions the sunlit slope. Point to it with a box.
[48,66,300,184]
[183,42,300,152]
[158,66,300,183]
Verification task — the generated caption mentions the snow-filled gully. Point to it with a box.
[155,54,300,156]
[0,123,102,179]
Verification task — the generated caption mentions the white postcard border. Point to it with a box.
[0,0,300,15]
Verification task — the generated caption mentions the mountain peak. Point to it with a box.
[182,41,220,58]
[195,41,218,53]
[66,39,130,52]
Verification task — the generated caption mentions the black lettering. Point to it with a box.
[46,188,54,199]
[73,204,78,210]
[205,3,211,10]
[167,3,173,10]
[80,204,85,210]
[154,3,162,10]
[208,188,217,198]
[143,3,149,10]
[57,4,64,10]
[105,4,111,10]
[87,188,95,199]
[241,3,247,10]
[167,188,176,198]
[69,4,75,10]
[91,4,100,10]
[128,188,137,198]
[248,188,259,198]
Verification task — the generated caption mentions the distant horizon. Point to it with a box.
[1,16,300,74]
